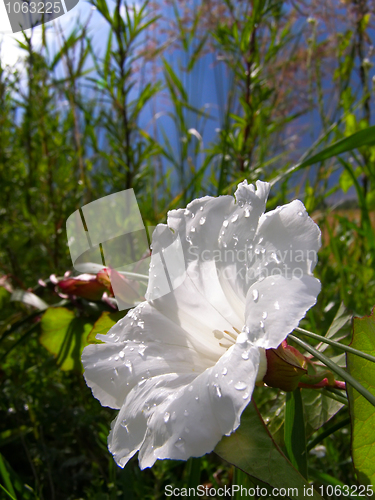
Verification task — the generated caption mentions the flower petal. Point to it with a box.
[146,181,271,331]
[245,199,321,285]
[146,224,244,354]
[108,373,194,467]
[245,274,321,349]
[137,341,260,469]
[216,180,271,306]
[82,302,213,410]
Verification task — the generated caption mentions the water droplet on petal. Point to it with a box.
[199,217,206,225]
[188,385,193,392]
[138,320,144,329]
[223,220,229,228]
[119,351,125,359]
[138,345,146,357]
[113,367,119,376]
[186,235,193,245]
[234,381,247,391]
[200,206,204,211]
[191,213,195,219]
[260,320,265,329]
[262,311,268,319]
[120,419,129,432]
[214,384,222,398]
[195,396,199,401]
[164,412,170,423]
[184,409,189,416]
[175,437,185,450]
[231,214,239,222]
[190,227,196,233]
[274,301,280,310]
[244,208,251,217]
[242,351,249,360]
[243,392,250,400]
[271,251,281,264]
[184,209,190,215]
[297,211,304,217]
[252,289,259,302]
[222,367,228,376]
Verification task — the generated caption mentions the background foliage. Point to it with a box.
[1,0,375,498]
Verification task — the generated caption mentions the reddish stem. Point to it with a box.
[298,378,346,390]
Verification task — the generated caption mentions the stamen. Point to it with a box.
[224,330,237,341]
[219,342,233,349]
[213,329,224,339]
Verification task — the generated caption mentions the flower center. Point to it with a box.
[212,327,241,349]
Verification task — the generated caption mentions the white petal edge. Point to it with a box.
[245,274,321,349]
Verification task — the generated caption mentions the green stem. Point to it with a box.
[289,334,375,407]
[295,327,375,364]
[321,388,348,406]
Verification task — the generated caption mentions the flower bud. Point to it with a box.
[57,274,107,301]
[263,340,307,392]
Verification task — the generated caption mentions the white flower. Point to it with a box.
[82,180,321,469]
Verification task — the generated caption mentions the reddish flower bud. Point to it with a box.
[57,274,107,301]
[263,340,308,392]
[97,268,113,293]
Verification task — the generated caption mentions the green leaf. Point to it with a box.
[163,59,188,102]
[339,169,354,193]
[271,125,375,186]
[40,307,93,371]
[0,286,11,309]
[302,389,344,437]
[284,389,308,479]
[215,402,323,499]
[0,453,17,500]
[323,303,352,347]
[87,310,126,344]
[347,309,375,486]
